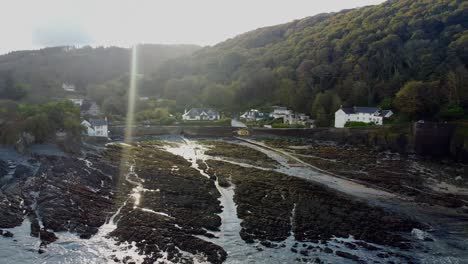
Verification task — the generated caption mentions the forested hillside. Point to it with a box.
[0,44,200,103]
[146,0,467,125]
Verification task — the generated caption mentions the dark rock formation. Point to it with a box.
[106,144,227,264]
[335,250,360,261]
[206,160,422,250]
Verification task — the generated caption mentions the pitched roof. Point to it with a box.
[341,108,355,114]
[273,106,288,111]
[380,110,393,117]
[353,107,379,114]
[184,108,219,117]
[89,118,107,126]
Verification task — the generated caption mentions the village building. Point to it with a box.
[182,108,220,121]
[271,106,293,119]
[240,109,268,121]
[334,106,393,128]
[69,98,84,106]
[62,83,76,92]
[81,117,109,137]
[284,113,316,128]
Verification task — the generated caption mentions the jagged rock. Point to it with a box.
[355,241,381,251]
[2,231,14,238]
[39,229,58,245]
[80,233,92,239]
[345,242,357,250]
[411,228,433,241]
[335,250,360,261]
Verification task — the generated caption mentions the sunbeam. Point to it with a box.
[124,45,139,144]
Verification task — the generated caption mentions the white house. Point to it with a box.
[81,117,109,137]
[69,98,83,106]
[271,106,293,119]
[334,106,393,128]
[240,109,268,121]
[62,83,76,92]
[182,108,220,121]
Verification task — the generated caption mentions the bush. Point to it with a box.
[437,106,466,121]
[344,121,376,128]
[271,123,305,128]
[181,118,231,127]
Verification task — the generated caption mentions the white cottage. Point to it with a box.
[334,107,393,128]
[69,98,83,106]
[81,117,109,137]
[62,83,76,92]
[182,108,220,121]
[240,109,268,121]
[271,106,293,119]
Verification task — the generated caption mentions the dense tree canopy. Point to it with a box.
[0,44,200,103]
[0,100,82,144]
[142,0,468,126]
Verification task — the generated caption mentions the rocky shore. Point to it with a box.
[263,138,468,209]
[1,137,467,263]
[204,159,421,262]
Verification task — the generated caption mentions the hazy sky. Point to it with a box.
[0,0,385,54]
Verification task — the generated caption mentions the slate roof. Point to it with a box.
[273,106,288,111]
[90,118,107,127]
[381,110,392,117]
[341,108,355,114]
[353,107,379,114]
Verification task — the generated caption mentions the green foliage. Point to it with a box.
[141,0,468,124]
[17,100,82,142]
[379,98,393,110]
[437,105,466,121]
[271,123,305,129]
[136,107,170,122]
[394,81,439,119]
[344,121,376,128]
[181,118,231,127]
[5,83,29,100]
[311,90,341,127]
[0,45,200,102]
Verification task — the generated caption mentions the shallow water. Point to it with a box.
[1,138,467,263]
[164,138,416,263]
[0,155,145,264]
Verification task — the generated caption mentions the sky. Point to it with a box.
[0,0,386,55]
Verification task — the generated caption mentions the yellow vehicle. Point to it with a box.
[236,129,250,136]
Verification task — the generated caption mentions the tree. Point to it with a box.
[0,71,29,101]
[394,81,438,119]
[311,91,342,126]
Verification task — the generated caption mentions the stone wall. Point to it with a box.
[109,123,467,162]
[109,125,236,138]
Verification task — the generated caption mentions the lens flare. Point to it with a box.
[124,45,139,144]
[117,44,139,207]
